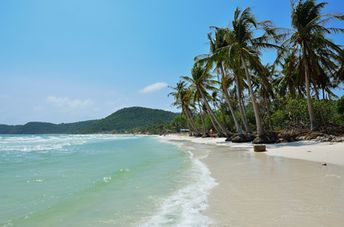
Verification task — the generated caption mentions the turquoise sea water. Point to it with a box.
[0,135,214,227]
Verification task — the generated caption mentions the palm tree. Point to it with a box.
[169,81,199,134]
[183,63,231,136]
[252,64,275,129]
[279,0,344,130]
[189,80,208,137]
[197,102,207,137]
[231,58,251,133]
[196,29,243,134]
[275,51,305,98]
[222,7,282,138]
[213,28,252,134]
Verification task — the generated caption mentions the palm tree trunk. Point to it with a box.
[223,87,243,134]
[182,109,193,133]
[200,90,230,136]
[185,108,197,130]
[241,56,264,137]
[235,74,250,133]
[313,83,319,100]
[185,117,194,135]
[198,103,207,136]
[239,97,250,132]
[201,98,221,135]
[184,106,199,134]
[303,56,317,131]
[220,65,243,134]
[264,97,272,130]
[322,88,325,100]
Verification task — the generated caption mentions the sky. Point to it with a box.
[0,0,343,124]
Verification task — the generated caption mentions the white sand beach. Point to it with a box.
[159,134,344,226]
[160,134,344,165]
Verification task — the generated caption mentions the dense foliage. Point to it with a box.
[80,107,178,133]
[170,0,343,142]
[270,99,343,130]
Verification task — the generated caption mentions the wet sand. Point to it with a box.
[159,136,344,227]
[203,144,344,227]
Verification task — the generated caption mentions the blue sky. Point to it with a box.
[0,0,342,124]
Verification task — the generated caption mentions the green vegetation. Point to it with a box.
[269,99,343,131]
[170,0,344,143]
[0,121,97,134]
[0,107,178,134]
[80,107,178,133]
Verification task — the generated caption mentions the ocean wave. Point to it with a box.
[140,150,217,227]
[103,176,112,183]
[0,134,139,152]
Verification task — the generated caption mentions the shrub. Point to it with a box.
[270,98,344,130]
[337,96,344,119]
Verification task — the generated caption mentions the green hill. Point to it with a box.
[80,107,178,133]
[0,107,178,134]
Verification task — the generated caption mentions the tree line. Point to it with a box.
[169,0,344,143]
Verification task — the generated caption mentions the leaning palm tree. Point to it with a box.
[195,29,243,135]
[183,63,231,136]
[197,102,208,137]
[222,7,282,138]
[252,64,275,130]
[279,0,344,130]
[231,57,251,134]
[213,28,252,134]
[169,81,199,134]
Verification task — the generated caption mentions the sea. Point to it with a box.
[0,134,216,227]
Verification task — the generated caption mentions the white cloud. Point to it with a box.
[47,96,93,109]
[140,82,168,94]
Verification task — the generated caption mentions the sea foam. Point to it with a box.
[141,149,217,227]
[0,134,139,152]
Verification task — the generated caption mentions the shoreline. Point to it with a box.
[159,134,344,166]
[141,142,217,227]
[158,134,344,226]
